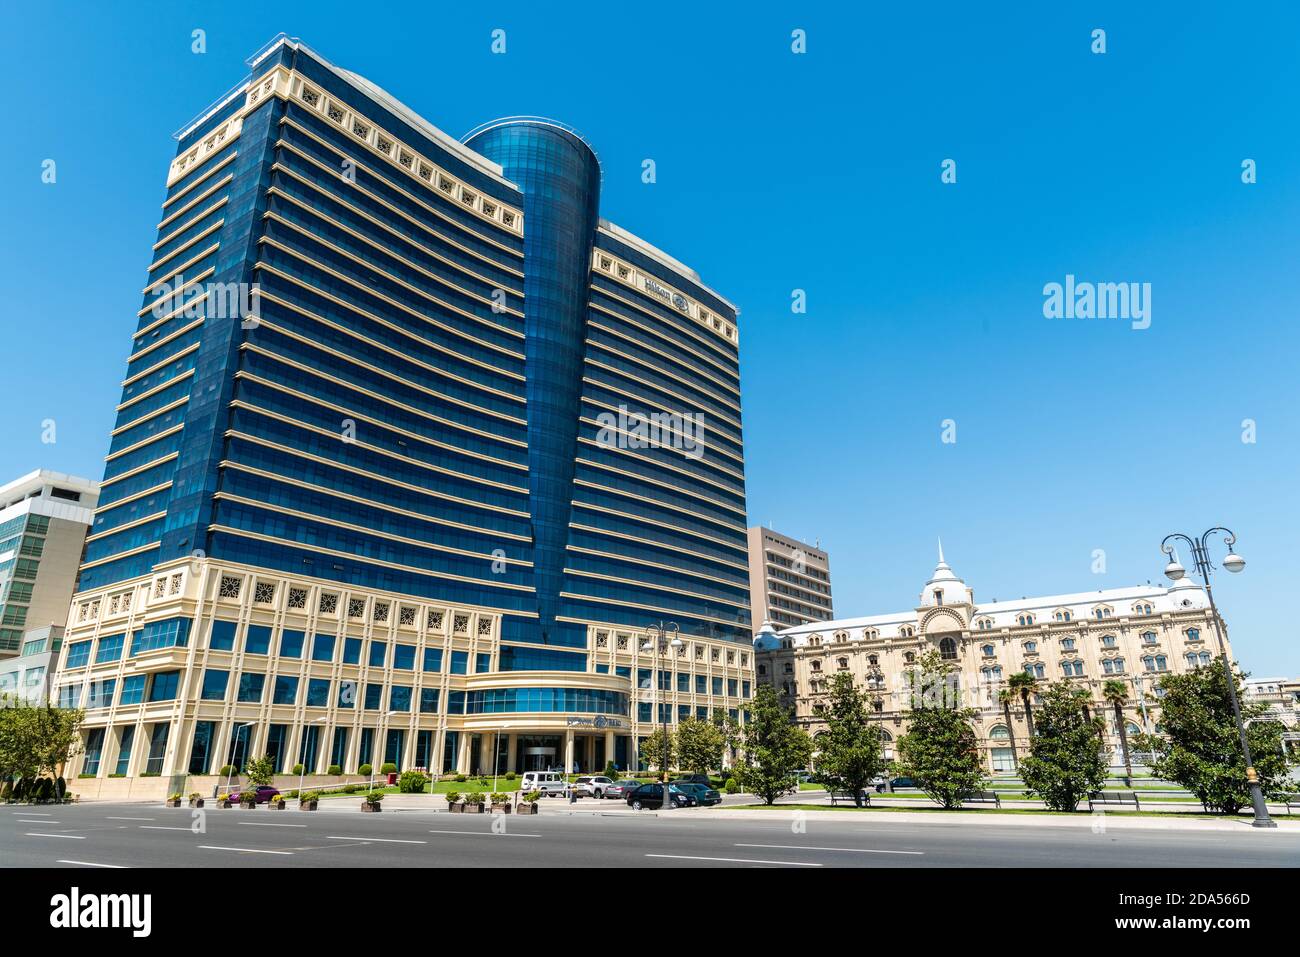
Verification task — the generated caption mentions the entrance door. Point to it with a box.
[523,747,555,772]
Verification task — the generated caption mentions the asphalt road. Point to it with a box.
[5,802,1298,868]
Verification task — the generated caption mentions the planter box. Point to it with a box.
[448,802,465,813]
[165,798,181,808]
[516,802,539,815]
[490,803,512,814]
[219,799,232,809]
[188,798,205,808]
[269,800,285,810]
[463,803,485,814]
[240,801,257,810]
[299,800,318,811]
[361,801,381,812]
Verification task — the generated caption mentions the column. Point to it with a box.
[564,729,575,774]
[506,733,518,773]
[456,733,472,775]
[478,732,493,775]
[604,730,615,772]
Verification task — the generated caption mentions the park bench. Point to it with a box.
[960,790,1002,808]
[829,789,871,807]
[1088,791,1140,811]
[1283,794,1300,815]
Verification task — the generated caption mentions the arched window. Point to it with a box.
[989,725,1010,741]
[976,618,993,631]
[1061,660,1084,677]
[837,657,849,670]
[1025,662,1045,679]
[1142,655,1155,672]
[1017,614,1034,627]
[1102,657,1126,674]
[1141,632,1157,645]
[1101,635,1117,648]
[810,660,821,672]
[982,644,995,657]
[1061,638,1076,652]
[1125,722,1142,736]
[867,654,879,666]
[1199,652,1212,666]
[1186,628,1201,642]
[1054,609,1072,622]
[939,637,958,660]
[1024,641,1038,654]
[904,652,915,664]
[758,664,767,676]
[780,639,792,650]
[1155,655,1167,671]
[809,635,822,647]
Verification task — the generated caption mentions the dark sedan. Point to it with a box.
[672,782,722,806]
[625,783,697,810]
[227,785,280,804]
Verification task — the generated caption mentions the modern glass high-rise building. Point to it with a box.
[56,36,752,794]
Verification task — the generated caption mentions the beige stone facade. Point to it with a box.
[746,526,833,630]
[754,548,1235,772]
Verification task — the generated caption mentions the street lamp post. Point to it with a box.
[642,621,682,809]
[223,722,254,799]
[297,716,328,801]
[1161,528,1275,828]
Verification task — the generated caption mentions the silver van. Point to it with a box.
[519,771,568,796]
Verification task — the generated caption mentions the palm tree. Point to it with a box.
[1008,670,1037,737]
[1103,679,1133,787]
[997,687,1020,769]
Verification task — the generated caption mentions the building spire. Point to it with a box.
[937,537,945,565]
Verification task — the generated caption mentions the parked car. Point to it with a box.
[672,773,715,788]
[672,782,722,806]
[520,771,568,796]
[228,785,280,804]
[890,776,916,789]
[604,779,640,800]
[626,782,697,810]
[574,775,615,798]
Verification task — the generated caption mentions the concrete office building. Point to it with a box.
[746,526,833,630]
[54,36,752,798]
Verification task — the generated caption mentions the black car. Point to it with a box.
[672,782,722,806]
[625,783,697,810]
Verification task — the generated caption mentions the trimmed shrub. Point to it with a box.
[724,778,740,794]
[455,773,467,782]
[327,764,342,776]
[358,764,373,776]
[380,762,398,775]
[398,770,428,793]
[291,764,304,775]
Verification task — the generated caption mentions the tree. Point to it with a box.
[736,683,813,805]
[1019,682,1108,811]
[1007,671,1037,737]
[1103,679,1133,786]
[813,672,886,806]
[0,702,84,783]
[996,687,1019,770]
[1134,664,1291,814]
[895,651,985,809]
[675,717,724,774]
[639,727,675,775]
[243,753,276,787]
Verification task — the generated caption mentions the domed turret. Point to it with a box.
[753,618,782,651]
[920,539,972,606]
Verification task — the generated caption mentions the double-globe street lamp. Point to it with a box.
[642,621,682,809]
[1161,527,1274,828]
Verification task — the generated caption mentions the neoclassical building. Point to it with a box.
[753,547,1234,772]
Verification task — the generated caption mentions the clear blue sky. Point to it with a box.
[2,2,1297,674]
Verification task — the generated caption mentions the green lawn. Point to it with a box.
[724,803,1272,820]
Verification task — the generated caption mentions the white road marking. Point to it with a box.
[241,822,307,828]
[14,812,52,816]
[139,825,193,831]
[17,819,57,823]
[646,853,821,866]
[25,833,85,839]
[326,835,426,844]
[106,816,154,821]
[427,829,541,837]
[197,845,293,855]
[57,860,126,868]
[736,843,924,856]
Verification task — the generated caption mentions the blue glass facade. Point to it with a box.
[84,38,749,664]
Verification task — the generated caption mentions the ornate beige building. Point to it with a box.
[753,546,1235,772]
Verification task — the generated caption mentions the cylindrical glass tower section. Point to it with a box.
[465,118,601,646]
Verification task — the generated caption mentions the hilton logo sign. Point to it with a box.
[643,277,689,313]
